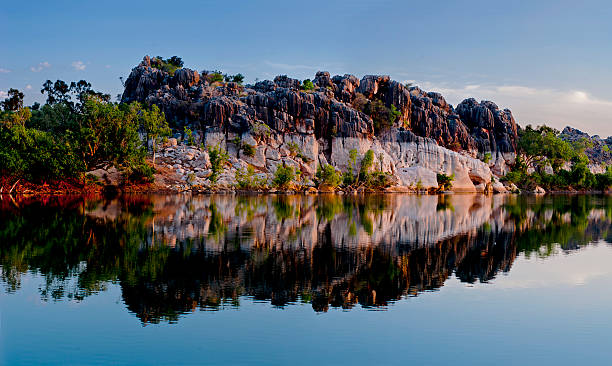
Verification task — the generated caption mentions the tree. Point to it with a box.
[301,79,315,91]
[1,88,24,111]
[138,104,170,165]
[359,149,375,181]
[208,145,229,183]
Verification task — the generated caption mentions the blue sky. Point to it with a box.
[1,0,611,135]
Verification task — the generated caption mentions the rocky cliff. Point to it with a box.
[122,56,520,192]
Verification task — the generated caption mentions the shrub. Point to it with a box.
[437,173,455,191]
[482,152,492,164]
[184,127,195,145]
[242,143,256,157]
[367,171,392,189]
[316,164,342,188]
[151,56,183,76]
[235,165,265,189]
[359,149,375,181]
[125,162,156,183]
[301,79,315,91]
[208,145,229,183]
[364,100,401,132]
[272,164,295,189]
[343,149,359,185]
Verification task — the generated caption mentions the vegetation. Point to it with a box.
[301,79,315,91]
[437,173,455,191]
[140,104,170,165]
[242,143,256,157]
[503,124,612,191]
[316,164,342,188]
[0,81,169,184]
[235,165,266,189]
[482,152,492,164]
[207,144,229,184]
[272,164,295,189]
[363,100,401,132]
[151,56,183,76]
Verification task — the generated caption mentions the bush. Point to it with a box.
[272,164,295,189]
[482,152,492,164]
[242,143,256,157]
[208,145,229,183]
[437,173,455,191]
[184,127,195,145]
[364,100,401,132]
[316,164,342,188]
[235,165,265,189]
[301,79,315,91]
[359,150,375,181]
[124,162,156,183]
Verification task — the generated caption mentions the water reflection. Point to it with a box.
[1,194,611,323]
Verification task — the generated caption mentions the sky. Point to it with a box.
[1,0,611,136]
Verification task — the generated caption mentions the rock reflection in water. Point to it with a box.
[0,194,611,323]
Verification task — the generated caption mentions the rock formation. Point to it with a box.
[121,56,521,192]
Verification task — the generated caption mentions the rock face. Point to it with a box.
[560,126,612,171]
[121,56,522,191]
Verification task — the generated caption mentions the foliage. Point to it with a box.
[184,126,195,145]
[1,88,24,111]
[301,79,315,91]
[316,164,342,188]
[241,143,256,157]
[437,173,455,191]
[235,165,266,189]
[123,161,156,183]
[208,145,229,184]
[139,104,170,165]
[223,73,245,84]
[0,120,83,181]
[343,148,359,185]
[151,56,183,75]
[482,152,492,164]
[359,149,375,181]
[364,100,401,132]
[272,164,295,189]
[250,121,271,138]
[41,79,110,110]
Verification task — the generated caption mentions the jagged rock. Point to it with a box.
[121,56,526,192]
[560,126,612,169]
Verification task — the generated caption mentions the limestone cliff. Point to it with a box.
[122,56,520,192]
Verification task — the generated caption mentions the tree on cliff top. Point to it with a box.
[1,88,24,111]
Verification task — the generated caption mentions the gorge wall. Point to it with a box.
[122,56,520,192]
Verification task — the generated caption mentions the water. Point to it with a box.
[1,194,612,365]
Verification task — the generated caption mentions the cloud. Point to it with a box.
[72,61,86,71]
[30,61,51,72]
[0,68,10,73]
[0,90,7,99]
[105,65,111,69]
[25,84,32,90]
[406,80,612,136]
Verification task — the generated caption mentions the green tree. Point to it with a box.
[1,88,24,111]
[301,79,315,91]
[208,145,229,183]
[139,104,170,165]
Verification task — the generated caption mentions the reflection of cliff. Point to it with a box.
[1,194,611,324]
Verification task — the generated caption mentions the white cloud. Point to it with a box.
[71,61,86,71]
[406,80,612,136]
[0,90,7,99]
[25,84,32,90]
[0,68,10,73]
[30,61,51,72]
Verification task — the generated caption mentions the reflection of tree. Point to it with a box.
[0,194,611,324]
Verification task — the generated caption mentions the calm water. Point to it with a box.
[1,193,612,365]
